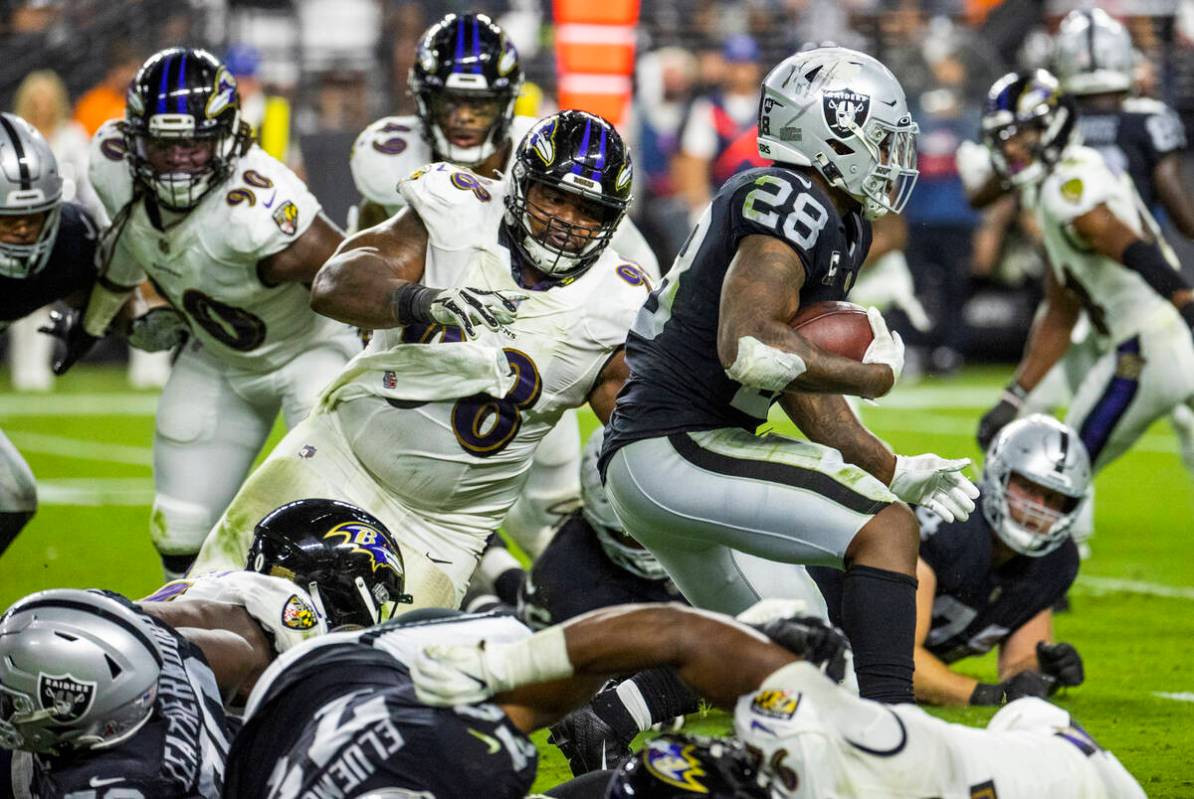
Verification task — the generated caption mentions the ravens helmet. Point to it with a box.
[410,13,523,166]
[504,110,632,279]
[123,47,250,211]
[607,734,772,798]
[981,70,1076,188]
[246,499,412,630]
[0,590,161,755]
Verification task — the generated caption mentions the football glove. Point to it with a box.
[890,454,980,523]
[428,286,526,339]
[410,641,510,706]
[1037,641,1084,690]
[969,670,1052,706]
[976,383,1028,450]
[755,616,850,684]
[127,307,188,352]
[39,307,99,375]
[548,704,634,777]
[861,306,905,394]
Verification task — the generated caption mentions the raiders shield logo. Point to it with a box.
[822,89,871,139]
[37,673,97,723]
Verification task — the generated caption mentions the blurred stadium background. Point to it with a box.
[1,0,1193,794]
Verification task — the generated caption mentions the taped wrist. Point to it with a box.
[1122,240,1189,301]
[725,336,807,392]
[484,626,574,692]
[391,283,438,325]
[82,281,134,338]
[969,682,1005,706]
[1001,381,1028,408]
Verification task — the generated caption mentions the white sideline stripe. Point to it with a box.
[1154,692,1194,703]
[1075,575,1194,600]
[7,432,153,467]
[0,393,158,417]
[37,478,154,506]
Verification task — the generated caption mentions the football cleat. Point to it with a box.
[547,704,634,777]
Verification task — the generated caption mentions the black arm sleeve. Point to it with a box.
[1121,240,1191,301]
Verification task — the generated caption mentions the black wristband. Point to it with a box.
[391,283,437,325]
[969,682,1005,706]
[1122,240,1190,301]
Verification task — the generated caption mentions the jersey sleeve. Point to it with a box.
[1126,97,1188,158]
[609,216,662,284]
[724,168,832,281]
[220,147,323,260]
[172,571,327,654]
[88,120,136,221]
[1038,149,1118,225]
[580,259,654,351]
[350,116,425,213]
[398,162,503,250]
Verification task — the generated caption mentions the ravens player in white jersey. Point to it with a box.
[0,590,237,798]
[601,46,979,704]
[0,114,101,557]
[190,111,652,610]
[814,414,1090,706]
[975,71,1194,476]
[58,47,359,578]
[351,12,660,558]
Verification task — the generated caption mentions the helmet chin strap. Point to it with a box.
[431,124,500,167]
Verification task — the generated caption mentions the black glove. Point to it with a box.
[38,308,99,375]
[1037,641,1084,691]
[969,670,1053,706]
[755,615,850,684]
[976,383,1028,450]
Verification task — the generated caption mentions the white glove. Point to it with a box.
[735,598,812,626]
[861,306,904,391]
[411,642,508,706]
[890,454,980,523]
[428,286,527,339]
[955,139,996,195]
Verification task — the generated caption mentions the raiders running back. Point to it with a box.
[225,612,538,799]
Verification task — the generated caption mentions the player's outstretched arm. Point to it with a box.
[258,212,344,287]
[717,234,898,399]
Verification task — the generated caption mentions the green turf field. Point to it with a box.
[2,365,1192,794]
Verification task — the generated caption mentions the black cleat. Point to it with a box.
[547,705,633,777]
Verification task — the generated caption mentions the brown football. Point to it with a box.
[789,301,873,361]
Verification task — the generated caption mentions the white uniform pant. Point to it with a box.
[500,409,582,559]
[190,407,460,610]
[151,335,356,560]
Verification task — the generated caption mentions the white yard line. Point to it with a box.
[7,432,153,467]
[1153,692,1194,703]
[36,478,154,506]
[1075,575,1194,601]
[0,393,158,417]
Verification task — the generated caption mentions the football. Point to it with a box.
[789,301,873,361]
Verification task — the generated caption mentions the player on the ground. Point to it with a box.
[222,600,841,798]
[351,12,660,557]
[600,45,978,704]
[0,589,238,797]
[190,111,652,610]
[0,113,101,556]
[974,70,1194,473]
[59,47,358,578]
[813,414,1090,705]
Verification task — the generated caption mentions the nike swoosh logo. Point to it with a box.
[263,189,278,208]
[468,727,502,754]
[881,99,898,107]
[90,777,125,787]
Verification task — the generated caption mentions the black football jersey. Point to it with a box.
[225,612,539,799]
[2,598,231,798]
[1076,97,1187,210]
[603,166,870,468]
[0,203,99,328]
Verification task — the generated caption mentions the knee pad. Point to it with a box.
[151,494,216,558]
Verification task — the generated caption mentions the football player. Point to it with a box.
[60,47,359,578]
[0,113,101,557]
[974,71,1194,476]
[813,414,1090,706]
[351,12,660,558]
[189,111,652,611]
[222,601,840,797]
[0,589,238,797]
[600,45,978,704]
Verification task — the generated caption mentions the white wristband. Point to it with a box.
[82,282,133,338]
[485,626,574,691]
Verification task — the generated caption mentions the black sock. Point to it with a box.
[494,568,526,606]
[161,552,196,578]
[632,667,700,725]
[590,686,641,744]
[0,511,33,556]
[842,564,917,704]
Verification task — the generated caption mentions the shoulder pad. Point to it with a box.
[215,146,322,259]
[182,571,327,654]
[350,115,428,212]
[723,166,835,261]
[1122,96,1173,116]
[1040,147,1117,222]
[579,252,654,349]
[398,162,505,249]
[88,120,135,219]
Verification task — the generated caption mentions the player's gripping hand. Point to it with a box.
[128,307,188,352]
[1037,641,1084,691]
[38,307,99,375]
[969,670,1052,706]
[411,642,509,706]
[428,286,526,339]
[736,599,849,683]
[977,383,1028,450]
[861,306,905,396]
[890,454,980,523]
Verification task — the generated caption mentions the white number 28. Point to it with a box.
[741,175,829,251]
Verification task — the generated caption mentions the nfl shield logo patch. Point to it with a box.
[37,673,97,723]
[822,89,871,139]
[272,201,300,236]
